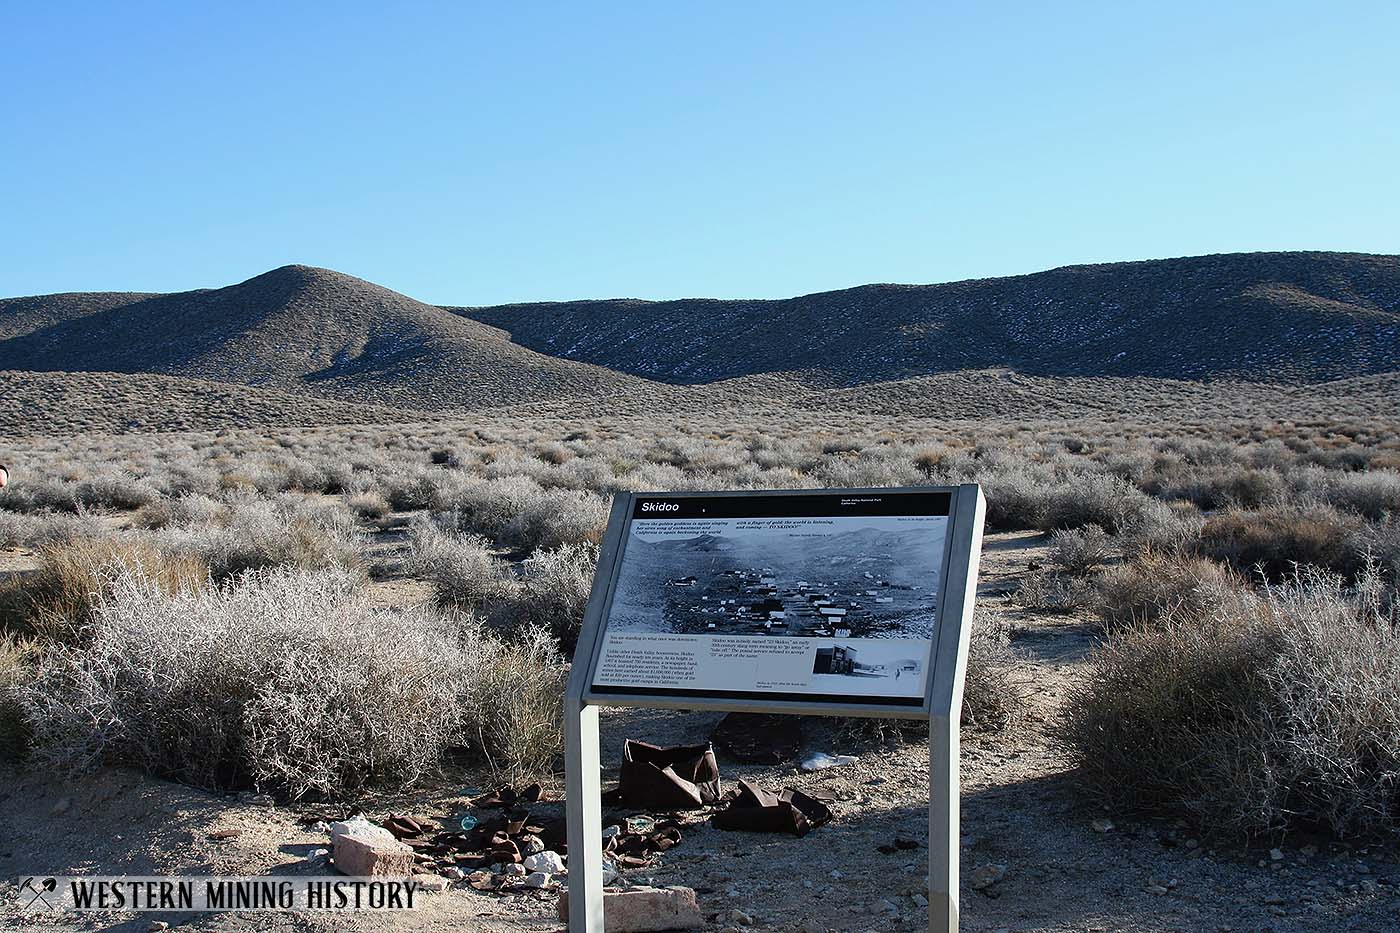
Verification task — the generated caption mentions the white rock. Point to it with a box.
[524,872,552,888]
[523,850,565,874]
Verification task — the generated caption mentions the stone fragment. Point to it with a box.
[524,872,552,888]
[411,874,449,893]
[557,885,703,931]
[330,819,415,877]
[523,850,566,874]
[1091,818,1114,833]
[968,864,1006,890]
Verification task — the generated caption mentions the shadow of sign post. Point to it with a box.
[563,484,985,933]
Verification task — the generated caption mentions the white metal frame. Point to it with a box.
[563,484,985,933]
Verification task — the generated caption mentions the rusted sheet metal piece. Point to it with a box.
[711,778,833,837]
[602,740,722,810]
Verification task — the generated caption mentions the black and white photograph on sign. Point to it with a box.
[591,502,949,704]
[606,514,947,641]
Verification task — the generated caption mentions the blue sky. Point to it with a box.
[3,2,1397,305]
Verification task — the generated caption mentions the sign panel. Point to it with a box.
[588,490,952,707]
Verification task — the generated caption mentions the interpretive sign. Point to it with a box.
[590,491,950,707]
[564,485,985,933]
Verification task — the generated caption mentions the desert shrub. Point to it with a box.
[1355,517,1400,582]
[1039,473,1152,533]
[0,477,79,513]
[408,520,515,611]
[1062,588,1280,838]
[22,569,469,798]
[346,490,390,520]
[74,473,160,511]
[535,443,573,466]
[500,490,608,553]
[0,511,38,548]
[136,494,224,530]
[1117,499,1204,559]
[435,476,608,553]
[1013,569,1097,612]
[1096,552,1245,630]
[1049,524,1112,576]
[1063,564,1400,841]
[459,624,567,782]
[157,496,361,580]
[502,543,598,651]
[0,635,35,765]
[961,607,1024,732]
[5,537,208,643]
[1301,469,1400,520]
[384,470,441,511]
[1163,467,1287,510]
[1198,504,1363,580]
[978,470,1048,530]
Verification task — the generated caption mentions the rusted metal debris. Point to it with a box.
[602,740,722,811]
[711,778,834,837]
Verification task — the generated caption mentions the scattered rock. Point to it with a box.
[329,818,415,877]
[1270,848,1285,861]
[148,923,168,933]
[1091,818,1115,833]
[524,872,553,888]
[412,874,449,893]
[523,850,565,874]
[968,864,1006,890]
[51,797,73,816]
[558,885,704,931]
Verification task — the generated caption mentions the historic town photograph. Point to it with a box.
[606,518,946,640]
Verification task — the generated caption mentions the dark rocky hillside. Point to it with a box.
[2,252,1397,432]
[0,265,646,410]
[454,251,1400,385]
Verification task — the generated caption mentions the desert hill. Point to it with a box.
[455,251,1400,385]
[3,252,1399,434]
[0,265,646,411]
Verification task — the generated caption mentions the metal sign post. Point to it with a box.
[564,484,985,933]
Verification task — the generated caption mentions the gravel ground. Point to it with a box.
[2,533,1397,933]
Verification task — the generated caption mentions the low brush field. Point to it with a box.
[2,408,1398,932]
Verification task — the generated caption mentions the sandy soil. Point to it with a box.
[3,532,1397,932]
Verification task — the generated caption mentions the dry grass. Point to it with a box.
[1197,504,1364,580]
[1095,553,1246,630]
[21,568,471,799]
[1064,563,1400,841]
[2,537,208,643]
[459,624,567,783]
[0,634,36,766]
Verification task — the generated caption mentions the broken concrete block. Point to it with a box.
[331,821,416,877]
[558,885,703,931]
